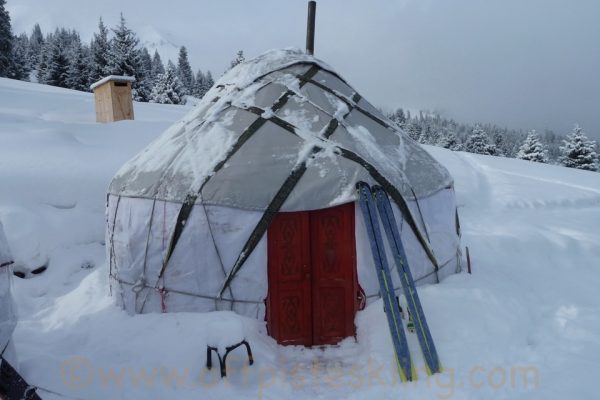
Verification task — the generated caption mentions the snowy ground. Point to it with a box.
[1,78,599,399]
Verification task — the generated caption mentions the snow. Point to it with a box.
[109,49,452,215]
[205,312,246,353]
[324,91,349,121]
[1,77,600,399]
[0,78,191,274]
[219,48,336,90]
[89,75,136,90]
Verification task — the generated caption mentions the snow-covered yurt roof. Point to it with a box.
[109,48,453,211]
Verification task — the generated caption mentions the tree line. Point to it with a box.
[0,3,225,104]
[387,109,599,172]
[1,1,596,171]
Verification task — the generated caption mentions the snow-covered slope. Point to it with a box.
[1,78,599,399]
[0,78,190,276]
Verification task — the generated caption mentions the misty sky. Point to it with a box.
[7,0,600,137]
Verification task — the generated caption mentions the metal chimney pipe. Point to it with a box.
[306,1,316,55]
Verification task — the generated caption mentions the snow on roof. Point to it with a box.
[90,75,136,90]
[109,48,453,210]
[217,47,339,89]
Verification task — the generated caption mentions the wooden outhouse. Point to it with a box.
[90,75,136,123]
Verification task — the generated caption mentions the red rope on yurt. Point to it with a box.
[158,286,168,313]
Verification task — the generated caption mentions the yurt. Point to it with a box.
[107,49,462,346]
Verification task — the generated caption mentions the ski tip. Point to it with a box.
[400,370,409,383]
[424,361,443,376]
[356,181,370,190]
[394,358,411,383]
[435,361,444,374]
[371,185,387,200]
[400,362,418,382]
[425,363,433,376]
[410,363,418,381]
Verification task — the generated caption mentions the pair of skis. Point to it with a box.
[357,182,442,382]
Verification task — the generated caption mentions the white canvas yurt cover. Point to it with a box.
[107,49,462,318]
[0,220,16,356]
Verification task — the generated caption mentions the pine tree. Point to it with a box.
[106,14,140,77]
[36,30,56,84]
[150,50,165,80]
[167,59,176,72]
[138,48,153,80]
[516,130,548,163]
[15,33,31,70]
[419,122,440,145]
[0,0,13,77]
[8,33,30,80]
[176,46,194,94]
[43,29,70,88]
[492,131,505,156]
[89,17,110,84]
[193,69,204,97]
[543,130,562,162]
[559,125,598,171]
[66,39,90,91]
[28,23,44,68]
[191,69,210,98]
[197,70,213,98]
[133,47,153,101]
[36,39,49,83]
[503,130,523,158]
[388,108,406,127]
[150,64,185,105]
[437,128,462,151]
[229,50,245,69]
[465,126,497,155]
[404,121,422,142]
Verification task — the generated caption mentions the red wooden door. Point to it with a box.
[310,204,357,345]
[266,212,312,345]
[267,203,357,346]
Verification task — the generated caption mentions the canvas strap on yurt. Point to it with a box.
[216,92,362,298]
[150,65,321,296]
[158,286,168,313]
[107,195,121,297]
[200,203,236,311]
[135,198,157,313]
[410,187,438,283]
[409,188,431,243]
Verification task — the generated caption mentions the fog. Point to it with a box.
[8,0,600,137]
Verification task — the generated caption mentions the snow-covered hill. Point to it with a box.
[137,25,181,65]
[1,78,599,399]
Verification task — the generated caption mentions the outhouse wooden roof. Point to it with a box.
[90,75,136,91]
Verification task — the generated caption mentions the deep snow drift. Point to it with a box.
[1,77,599,399]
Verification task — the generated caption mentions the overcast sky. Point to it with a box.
[7,0,600,137]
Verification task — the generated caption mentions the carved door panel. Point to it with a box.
[266,212,312,345]
[310,203,357,345]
